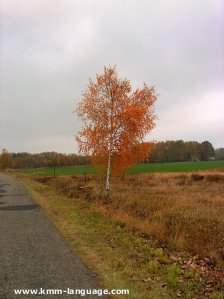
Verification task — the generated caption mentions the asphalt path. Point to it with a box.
[0,173,108,299]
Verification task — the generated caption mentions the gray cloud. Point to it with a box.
[0,0,223,153]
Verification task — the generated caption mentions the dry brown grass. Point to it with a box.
[35,171,224,267]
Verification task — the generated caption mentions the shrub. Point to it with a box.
[191,173,204,181]
[206,174,224,182]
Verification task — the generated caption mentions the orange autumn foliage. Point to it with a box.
[90,142,154,176]
[76,66,157,176]
[110,142,155,176]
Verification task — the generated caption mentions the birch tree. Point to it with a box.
[76,66,157,198]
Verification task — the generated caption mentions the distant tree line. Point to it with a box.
[1,142,223,171]
[0,149,11,170]
[215,148,224,160]
[150,140,215,163]
[0,151,89,169]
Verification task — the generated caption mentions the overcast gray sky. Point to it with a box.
[0,0,223,153]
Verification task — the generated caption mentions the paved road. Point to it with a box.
[0,173,108,299]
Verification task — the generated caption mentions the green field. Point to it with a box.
[18,160,224,175]
[19,165,96,176]
[129,160,224,173]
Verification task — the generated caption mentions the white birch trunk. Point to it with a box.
[105,146,111,199]
[105,89,114,199]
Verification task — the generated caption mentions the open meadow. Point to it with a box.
[31,170,224,267]
[15,164,224,298]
